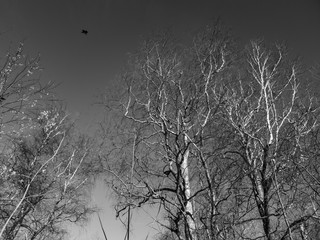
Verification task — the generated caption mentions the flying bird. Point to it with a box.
[81,29,88,35]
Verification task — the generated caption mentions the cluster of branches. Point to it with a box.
[0,43,95,239]
[100,25,320,240]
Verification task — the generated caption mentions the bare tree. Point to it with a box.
[0,43,96,240]
[0,105,95,240]
[0,42,53,132]
[100,25,320,240]
[99,25,239,240]
[222,40,320,239]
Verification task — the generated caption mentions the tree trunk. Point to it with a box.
[181,136,197,240]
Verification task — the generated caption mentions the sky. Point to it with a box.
[0,0,319,239]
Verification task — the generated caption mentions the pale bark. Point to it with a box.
[180,137,196,240]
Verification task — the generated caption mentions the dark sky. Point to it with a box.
[1,0,320,130]
[0,0,319,239]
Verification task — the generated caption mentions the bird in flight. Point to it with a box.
[81,29,88,35]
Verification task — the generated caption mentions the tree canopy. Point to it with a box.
[0,43,95,240]
[100,25,320,240]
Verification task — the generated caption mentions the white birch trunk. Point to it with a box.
[181,136,197,240]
